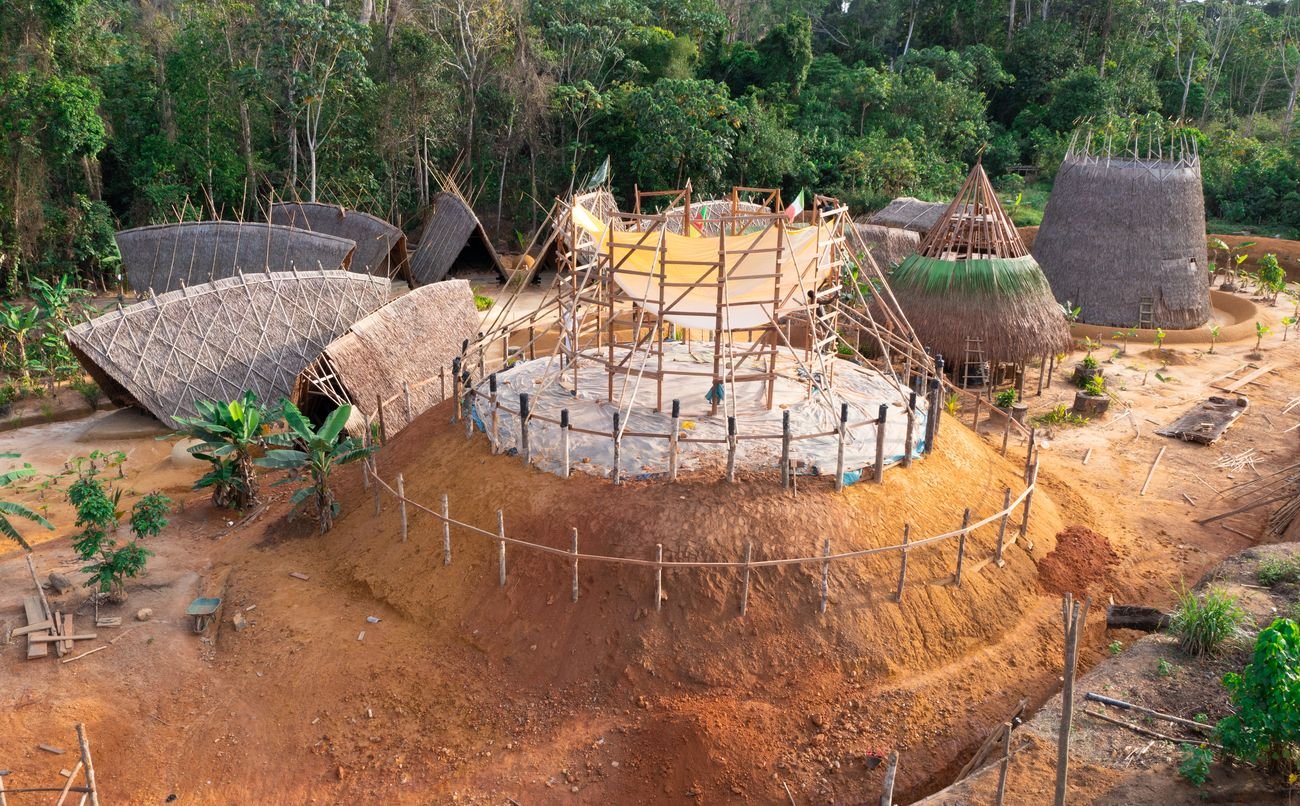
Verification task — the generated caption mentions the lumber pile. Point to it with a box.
[20,556,98,661]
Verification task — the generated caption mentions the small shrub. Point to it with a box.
[1258,556,1300,587]
[1216,618,1300,774]
[473,292,494,311]
[944,393,959,415]
[994,389,1017,409]
[69,376,100,407]
[129,492,172,539]
[1170,587,1250,657]
[1032,404,1088,427]
[1157,657,1175,677]
[1084,375,1105,397]
[1080,354,1099,371]
[1178,743,1213,787]
[1108,640,1124,655]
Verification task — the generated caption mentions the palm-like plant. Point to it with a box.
[256,402,375,534]
[1,453,53,551]
[1208,323,1221,354]
[0,303,45,390]
[1254,321,1271,353]
[171,392,268,509]
[29,275,90,327]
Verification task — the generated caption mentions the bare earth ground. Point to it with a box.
[0,293,1297,804]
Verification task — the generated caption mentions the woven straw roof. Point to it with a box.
[1033,151,1210,329]
[116,221,357,295]
[269,202,411,286]
[889,163,1068,365]
[294,280,480,435]
[851,223,919,269]
[660,200,770,235]
[864,197,951,234]
[66,271,389,423]
[409,192,507,285]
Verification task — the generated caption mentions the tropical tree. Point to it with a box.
[255,401,375,534]
[0,303,45,390]
[171,393,269,509]
[0,453,53,551]
[1255,321,1271,353]
[1257,254,1286,305]
[1215,618,1300,774]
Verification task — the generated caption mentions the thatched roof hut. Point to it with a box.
[66,271,389,424]
[1033,141,1210,329]
[864,197,951,234]
[850,223,919,269]
[294,280,480,435]
[116,221,356,295]
[269,202,411,285]
[889,163,1070,367]
[409,192,507,285]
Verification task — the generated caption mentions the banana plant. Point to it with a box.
[0,303,44,391]
[171,392,269,509]
[1254,321,1271,353]
[1208,323,1221,354]
[256,402,375,534]
[0,453,53,551]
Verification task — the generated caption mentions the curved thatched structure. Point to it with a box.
[269,202,411,285]
[409,192,507,285]
[1033,146,1210,329]
[661,200,770,235]
[865,197,951,235]
[116,221,357,295]
[294,280,480,434]
[890,164,1070,366]
[851,223,919,269]
[66,271,389,423]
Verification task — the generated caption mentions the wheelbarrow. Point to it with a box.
[187,597,222,633]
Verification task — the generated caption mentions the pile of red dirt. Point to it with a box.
[1036,526,1118,596]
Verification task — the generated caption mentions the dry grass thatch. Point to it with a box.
[1033,153,1210,329]
[116,221,357,295]
[409,192,507,285]
[66,271,390,424]
[294,280,480,435]
[660,200,770,235]
[270,202,411,286]
[863,197,951,234]
[851,223,919,269]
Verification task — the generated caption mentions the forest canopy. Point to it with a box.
[3,0,1300,291]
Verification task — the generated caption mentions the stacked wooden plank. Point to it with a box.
[20,557,96,660]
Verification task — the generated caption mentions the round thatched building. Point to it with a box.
[1033,140,1210,329]
[889,163,1071,369]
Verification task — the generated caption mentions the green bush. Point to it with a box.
[1258,556,1300,587]
[1216,618,1300,773]
[473,293,494,312]
[1083,375,1105,397]
[1008,205,1043,227]
[1170,587,1250,657]
[994,389,1017,408]
[1178,743,1213,787]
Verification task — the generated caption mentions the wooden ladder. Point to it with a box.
[1138,297,1155,330]
[961,337,986,388]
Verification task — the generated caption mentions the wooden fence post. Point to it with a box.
[834,404,848,492]
[669,399,681,482]
[1037,353,1047,396]
[441,494,451,565]
[932,354,945,443]
[923,379,939,455]
[880,749,898,806]
[655,543,664,611]
[560,408,571,479]
[1020,461,1039,538]
[1026,428,1037,478]
[973,395,982,430]
[726,416,737,483]
[371,464,382,516]
[1046,352,1056,389]
[995,722,1013,805]
[571,528,579,602]
[903,392,916,468]
[397,473,407,543]
[955,508,971,586]
[874,403,888,483]
[440,365,446,401]
[518,393,531,466]
[452,357,462,422]
[76,723,99,806]
[497,509,507,588]
[995,487,1012,566]
[896,524,910,601]
[819,539,831,614]
[488,373,499,453]
[780,409,792,488]
[740,542,752,616]
[1001,408,1013,456]
[1055,593,1091,806]
[612,412,622,485]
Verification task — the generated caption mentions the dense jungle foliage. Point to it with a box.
[3,0,1300,292]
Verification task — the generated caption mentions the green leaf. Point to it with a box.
[319,404,352,445]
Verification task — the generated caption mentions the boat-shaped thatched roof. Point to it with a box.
[66,270,390,424]
[116,221,357,295]
[889,163,1070,366]
[850,223,919,269]
[294,280,480,435]
[409,192,507,285]
[1033,142,1209,329]
[864,197,951,234]
[270,202,411,286]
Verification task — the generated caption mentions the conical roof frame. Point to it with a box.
[916,163,1027,261]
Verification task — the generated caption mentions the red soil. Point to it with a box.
[1036,526,1118,596]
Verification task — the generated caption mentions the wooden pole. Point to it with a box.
[1047,352,1056,388]
[819,539,831,614]
[1139,446,1167,496]
[923,379,939,454]
[903,392,916,468]
[1001,407,1013,456]
[75,723,99,806]
[1020,461,1039,538]
[995,487,1012,566]
[972,395,982,430]
[896,524,910,601]
[571,529,579,603]
[54,760,84,806]
[488,374,499,454]
[955,508,971,586]
[371,465,382,516]
[655,543,664,611]
[874,404,888,483]
[441,494,451,565]
[994,723,1013,805]
[726,416,737,483]
[740,542,752,616]
[1026,428,1037,478]
[1054,594,1090,806]
[834,403,848,492]
[376,393,387,445]
[397,473,408,543]
[440,366,446,401]
[518,393,531,466]
[452,358,462,422]
[560,408,571,479]
[669,399,681,483]
[1037,353,1048,396]
[612,412,622,485]
[26,554,52,623]
[880,750,899,806]
[497,510,507,588]
[403,380,413,424]
[780,409,792,488]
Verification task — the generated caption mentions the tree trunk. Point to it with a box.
[1178,52,1194,120]
[358,0,373,26]
[901,2,917,59]
[1006,0,1016,51]
[1284,54,1300,139]
[1097,0,1112,75]
[239,101,255,217]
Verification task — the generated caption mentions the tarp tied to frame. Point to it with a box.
[571,201,835,331]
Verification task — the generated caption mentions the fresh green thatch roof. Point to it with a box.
[892,254,1053,298]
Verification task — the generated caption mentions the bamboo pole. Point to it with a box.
[75,723,99,806]
[655,544,664,611]
[497,510,506,588]
[397,474,407,543]
[995,487,1012,566]
[880,750,898,806]
[1055,594,1090,806]
[726,416,737,483]
[994,723,1012,805]
[518,393,531,466]
[54,760,84,806]
[669,399,681,482]
[903,392,916,468]
[780,409,792,488]
[896,524,910,601]
[1140,446,1167,496]
[1020,462,1039,538]
[571,529,580,603]
[560,408,571,479]
[612,412,622,485]
[955,508,971,586]
[874,403,888,483]
[740,542,752,616]
[819,539,831,614]
[834,403,848,492]
[441,494,451,565]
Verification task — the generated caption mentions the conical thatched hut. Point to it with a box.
[116,221,357,295]
[270,202,411,285]
[1033,135,1210,329]
[66,271,389,424]
[294,280,480,435]
[889,163,1071,368]
[409,192,508,285]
